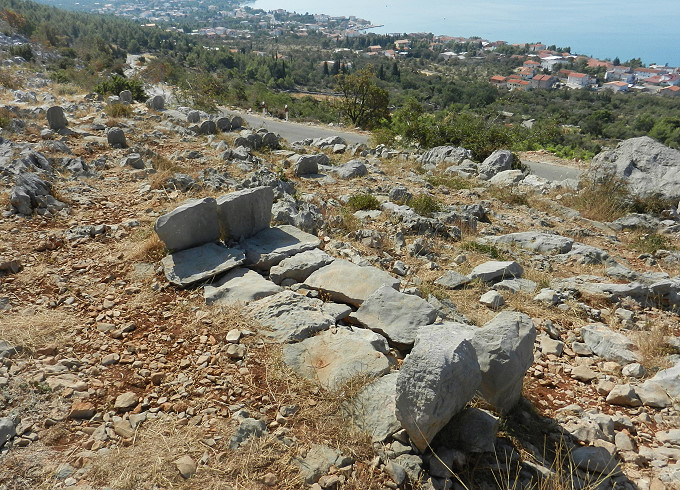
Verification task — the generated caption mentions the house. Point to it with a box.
[490,75,507,88]
[531,74,557,89]
[440,51,457,61]
[588,58,613,69]
[603,81,629,93]
[634,67,661,81]
[518,67,535,80]
[507,79,531,91]
[394,39,410,51]
[523,60,540,68]
[540,56,566,71]
[660,86,680,96]
[368,45,383,53]
[567,72,591,88]
[528,43,546,52]
[605,68,635,84]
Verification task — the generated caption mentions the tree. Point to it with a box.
[335,67,389,129]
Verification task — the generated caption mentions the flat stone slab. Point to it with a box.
[468,261,523,283]
[493,278,537,294]
[341,372,401,442]
[204,268,282,305]
[580,323,641,365]
[350,286,438,348]
[480,232,574,254]
[243,290,336,343]
[282,326,390,391]
[269,249,334,284]
[161,243,245,287]
[435,270,471,289]
[243,225,321,270]
[304,259,400,307]
[154,197,220,252]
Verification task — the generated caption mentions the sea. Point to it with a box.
[251,0,680,67]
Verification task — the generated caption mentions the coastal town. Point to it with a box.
[81,0,680,96]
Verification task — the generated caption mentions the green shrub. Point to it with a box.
[0,107,13,130]
[630,234,675,255]
[460,241,510,260]
[426,174,473,190]
[9,44,33,61]
[346,193,380,212]
[408,194,441,216]
[94,75,147,101]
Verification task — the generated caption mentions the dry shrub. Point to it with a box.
[0,190,9,208]
[486,186,531,207]
[130,231,166,262]
[105,103,133,118]
[563,172,629,222]
[105,118,121,128]
[0,68,21,90]
[636,322,677,374]
[0,309,79,352]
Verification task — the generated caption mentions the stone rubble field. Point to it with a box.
[1,79,680,490]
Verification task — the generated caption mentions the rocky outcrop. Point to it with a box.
[591,136,680,199]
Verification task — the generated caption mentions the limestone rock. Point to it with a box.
[351,285,438,347]
[433,408,499,453]
[435,270,471,289]
[480,232,574,254]
[296,444,353,484]
[341,372,401,442]
[204,268,282,306]
[161,243,245,287]
[243,290,336,343]
[243,225,321,270]
[570,446,618,474]
[304,259,400,307]
[174,455,197,479]
[10,173,54,215]
[282,326,390,390]
[464,311,536,413]
[468,261,523,283]
[478,150,513,179]
[0,417,16,448]
[591,136,680,200]
[154,198,220,252]
[395,325,481,451]
[216,186,273,242]
[269,249,334,284]
[114,391,138,412]
[580,324,640,365]
[106,127,126,147]
[46,106,67,130]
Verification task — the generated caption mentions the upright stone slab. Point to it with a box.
[106,127,127,147]
[243,290,336,343]
[216,186,274,242]
[304,259,400,307]
[395,325,481,451]
[46,106,68,130]
[204,268,282,306]
[464,311,537,413]
[282,326,390,390]
[243,225,321,270]
[351,285,438,347]
[146,95,164,110]
[161,243,245,287]
[119,90,133,104]
[341,372,401,442]
[154,198,220,252]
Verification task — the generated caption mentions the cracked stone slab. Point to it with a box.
[161,242,245,287]
[204,268,282,305]
[243,225,321,270]
[304,259,400,307]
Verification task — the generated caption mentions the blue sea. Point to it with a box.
[251,0,680,67]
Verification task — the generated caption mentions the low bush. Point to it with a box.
[563,171,630,222]
[346,193,380,212]
[408,194,441,216]
[630,234,675,255]
[426,174,473,190]
[104,103,133,118]
[94,74,147,101]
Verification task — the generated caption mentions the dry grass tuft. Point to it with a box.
[636,322,677,374]
[0,190,10,208]
[0,309,80,352]
[130,231,167,262]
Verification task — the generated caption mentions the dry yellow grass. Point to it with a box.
[0,309,80,352]
[636,322,676,374]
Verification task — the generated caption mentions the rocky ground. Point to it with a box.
[1,69,680,490]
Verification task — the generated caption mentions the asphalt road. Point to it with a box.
[521,159,584,182]
[225,109,584,182]
[222,110,371,146]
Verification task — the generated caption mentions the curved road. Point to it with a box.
[225,109,584,182]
